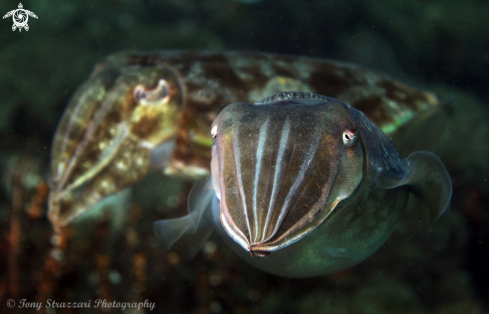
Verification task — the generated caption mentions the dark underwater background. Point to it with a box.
[0,1,488,313]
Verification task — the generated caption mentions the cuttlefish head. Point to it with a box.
[210,92,364,256]
[49,62,184,228]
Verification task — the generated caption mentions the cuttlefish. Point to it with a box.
[154,91,452,278]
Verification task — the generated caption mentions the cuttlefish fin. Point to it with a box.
[403,151,452,222]
[153,178,215,258]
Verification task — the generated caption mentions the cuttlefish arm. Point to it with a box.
[154,92,452,272]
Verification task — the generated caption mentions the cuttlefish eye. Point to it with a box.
[133,79,171,105]
[343,130,357,146]
[211,124,218,144]
[211,125,218,139]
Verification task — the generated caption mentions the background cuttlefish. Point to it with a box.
[48,51,452,277]
[154,91,452,278]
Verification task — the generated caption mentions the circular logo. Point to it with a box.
[13,10,28,27]
[7,299,15,308]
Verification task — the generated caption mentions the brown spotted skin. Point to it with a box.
[98,51,439,177]
[49,50,439,227]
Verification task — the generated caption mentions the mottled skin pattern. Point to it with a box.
[49,65,184,226]
[49,51,439,227]
[96,51,438,176]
